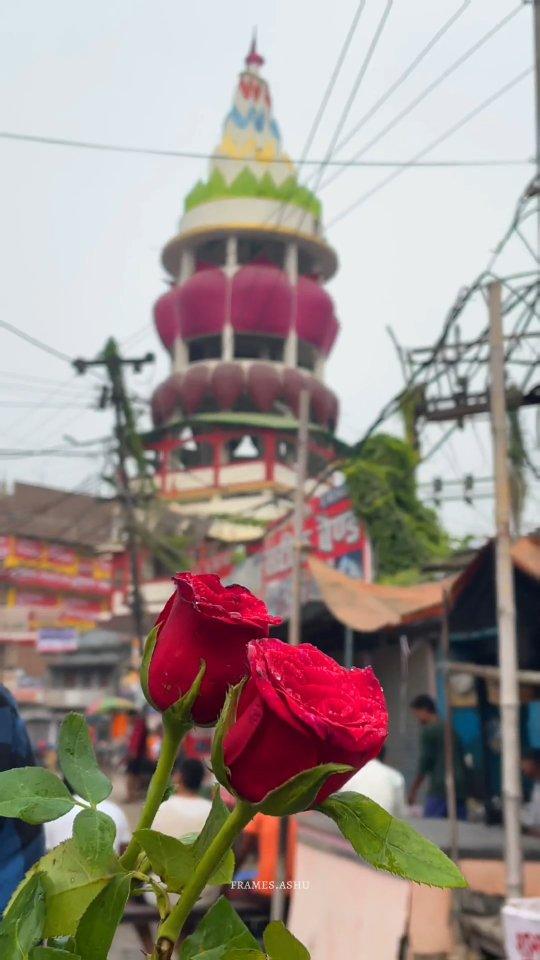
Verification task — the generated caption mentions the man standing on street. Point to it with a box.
[408,693,467,820]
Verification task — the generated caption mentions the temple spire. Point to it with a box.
[245,29,264,71]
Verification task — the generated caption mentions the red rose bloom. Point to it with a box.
[223,639,388,805]
[147,574,281,725]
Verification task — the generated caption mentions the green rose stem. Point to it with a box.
[153,799,255,960]
[120,715,191,873]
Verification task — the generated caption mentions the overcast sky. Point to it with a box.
[0,0,537,541]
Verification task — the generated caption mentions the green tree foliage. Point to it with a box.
[344,434,450,580]
[507,395,527,536]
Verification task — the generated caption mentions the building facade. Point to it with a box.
[0,482,118,711]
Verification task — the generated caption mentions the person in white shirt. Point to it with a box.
[152,758,212,839]
[339,747,406,818]
[45,791,131,853]
[521,750,540,835]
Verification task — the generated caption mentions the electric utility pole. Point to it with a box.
[488,281,523,898]
[530,0,540,255]
[288,388,310,648]
[73,338,154,650]
[270,388,310,925]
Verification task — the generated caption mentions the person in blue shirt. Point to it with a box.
[0,684,45,913]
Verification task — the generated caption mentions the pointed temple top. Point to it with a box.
[245,31,264,70]
[182,37,322,223]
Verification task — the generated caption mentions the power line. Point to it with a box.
[0,317,109,442]
[121,322,154,348]
[0,400,94,409]
[329,65,533,226]
[2,378,100,448]
[0,369,100,390]
[0,317,72,364]
[0,130,527,170]
[0,447,106,459]
[306,0,394,198]
[298,0,369,168]
[320,3,524,192]
[318,0,473,187]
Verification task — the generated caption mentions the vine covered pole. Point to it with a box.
[73,338,154,650]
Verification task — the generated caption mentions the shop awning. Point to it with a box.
[308,557,453,634]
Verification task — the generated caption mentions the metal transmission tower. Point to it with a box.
[384,178,540,901]
[402,180,540,436]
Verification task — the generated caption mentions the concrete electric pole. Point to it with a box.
[488,280,523,898]
[271,388,310,924]
[74,338,154,650]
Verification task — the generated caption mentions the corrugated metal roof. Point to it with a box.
[511,535,540,581]
[0,482,115,549]
[449,534,540,604]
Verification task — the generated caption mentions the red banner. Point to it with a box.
[191,485,371,622]
[260,485,371,619]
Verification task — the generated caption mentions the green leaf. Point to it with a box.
[137,824,234,891]
[259,764,353,816]
[58,714,112,805]
[31,949,81,960]
[319,792,467,889]
[0,767,74,824]
[263,922,310,960]
[1,873,46,954]
[0,919,25,960]
[36,838,121,937]
[75,874,131,960]
[223,952,266,960]
[73,808,116,867]
[181,896,259,960]
[191,950,226,960]
[208,848,235,886]
[194,788,235,884]
[135,828,194,892]
[194,788,229,855]
[140,625,159,707]
[211,680,246,791]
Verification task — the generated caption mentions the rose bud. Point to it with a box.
[147,573,281,725]
[223,638,388,805]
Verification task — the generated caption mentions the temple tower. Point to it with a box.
[148,39,341,542]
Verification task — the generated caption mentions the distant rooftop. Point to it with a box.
[0,482,116,551]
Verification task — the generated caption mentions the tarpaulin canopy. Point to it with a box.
[308,557,453,634]
[308,534,540,636]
